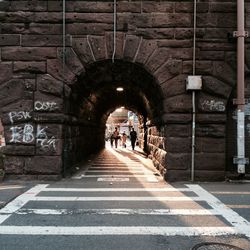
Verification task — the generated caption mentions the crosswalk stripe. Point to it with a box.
[29,196,201,201]
[14,208,220,216]
[81,174,159,178]
[44,187,189,192]
[0,226,239,236]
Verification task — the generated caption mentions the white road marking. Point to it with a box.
[81,174,159,178]
[0,226,240,236]
[211,191,250,195]
[15,208,220,216]
[29,196,201,201]
[187,185,250,238]
[97,177,130,182]
[0,186,24,190]
[0,184,47,224]
[43,187,189,192]
[87,170,147,173]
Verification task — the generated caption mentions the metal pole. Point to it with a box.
[235,0,247,174]
[191,0,197,182]
[112,0,117,63]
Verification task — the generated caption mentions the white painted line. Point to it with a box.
[44,187,189,192]
[15,208,220,216]
[187,185,250,238]
[87,170,146,173]
[0,184,48,224]
[211,191,250,195]
[227,205,250,209]
[90,167,143,169]
[82,175,158,178]
[97,177,130,182]
[0,226,239,236]
[30,196,201,201]
[146,176,159,182]
[0,186,24,190]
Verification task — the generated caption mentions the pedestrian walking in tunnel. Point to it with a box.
[113,127,120,148]
[121,132,127,148]
[130,127,137,150]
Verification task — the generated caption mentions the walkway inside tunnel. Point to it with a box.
[63,59,164,175]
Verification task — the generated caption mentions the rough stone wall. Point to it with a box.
[0,1,249,180]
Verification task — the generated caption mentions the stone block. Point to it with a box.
[67,23,112,35]
[14,61,46,74]
[34,92,63,113]
[4,156,24,174]
[183,60,213,75]
[0,62,13,84]
[9,1,47,11]
[2,47,57,61]
[88,36,107,61]
[162,113,192,124]
[175,28,205,39]
[151,13,192,28]
[163,94,192,113]
[36,139,63,156]
[155,59,182,84]
[58,48,85,76]
[2,145,35,156]
[33,113,66,123]
[24,156,62,174]
[196,137,225,153]
[0,79,26,108]
[1,23,26,34]
[202,76,232,99]
[135,39,157,65]
[165,137,191,153]
[197,50,224,60]
[105,32,125,59]
[196,124,225,138]
[210,3,236,13]
[195,153,225,171]
[161,74,186,98]
[123,35,141,61]
[196,114,226,124]
[29,23,62,35]
[0,34,20,46]
[158,40,192,48]
[21,35,72,47]
[165,124,191,137]
[175,3,209,13]
[117,2,141,13]
[134,28,174,39]
[37,74,63,97]
[166,153,191,170]
[72,37,95,65]
[198,93,227,113]
[1,101,33,125]
[47,59,77,84]
[142,2,173,13]
[194,170,225,181]
[48,1,113,12]
[164,169,190,182]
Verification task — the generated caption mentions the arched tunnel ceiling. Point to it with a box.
[73,60,164,124]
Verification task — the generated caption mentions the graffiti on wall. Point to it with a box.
[8,110,57,151]
[201,100,225,112]
[34,101,58,111]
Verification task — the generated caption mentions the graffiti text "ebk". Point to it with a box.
[10,124,34,143]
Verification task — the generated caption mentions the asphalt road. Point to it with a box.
[0,147,249,250]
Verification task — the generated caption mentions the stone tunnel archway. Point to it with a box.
[62,59,165,175]
[0,30,240,181]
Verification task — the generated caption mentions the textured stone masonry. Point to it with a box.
[0,0,249,181]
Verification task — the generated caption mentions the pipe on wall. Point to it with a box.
[235,0,248,174]
[191,0,197,182]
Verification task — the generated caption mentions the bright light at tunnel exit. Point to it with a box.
[116,87,124,92]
